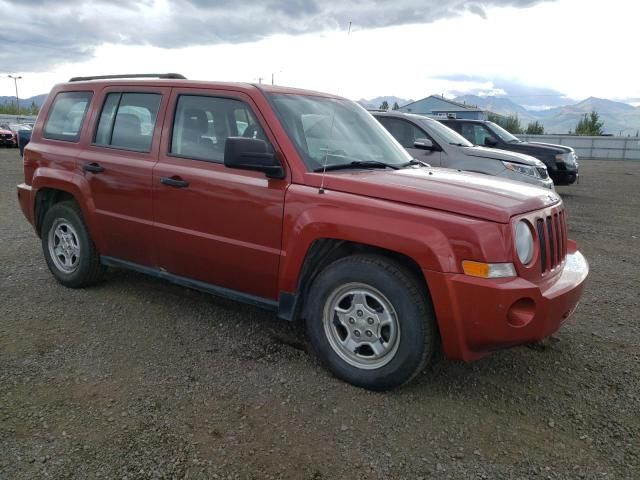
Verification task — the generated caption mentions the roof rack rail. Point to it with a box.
[68,73,187,82]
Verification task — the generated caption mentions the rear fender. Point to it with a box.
[31,168,102,249]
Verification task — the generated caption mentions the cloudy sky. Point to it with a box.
[0,0,637,107]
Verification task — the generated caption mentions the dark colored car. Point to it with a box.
[18,129,32,156]
[17,73,588,390]
[439,119,579,185]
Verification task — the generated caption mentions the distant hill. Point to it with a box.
[0,94,48,109]
[446,94,639,134]
[358,96,414,110]
[453,95,529,115]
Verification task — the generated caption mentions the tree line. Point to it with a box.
[0,101,39,116]
[489,110,606,136]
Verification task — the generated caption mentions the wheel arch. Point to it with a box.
[34,188,77,236]
[278,238,432,324]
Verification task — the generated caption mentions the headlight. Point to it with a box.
[515,221,534,265]
[555,152,576,165]
[502,161,540,178]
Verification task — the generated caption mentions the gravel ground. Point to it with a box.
[1,147,638,479]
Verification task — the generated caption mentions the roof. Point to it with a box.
[400,95,484,112]
[57,77,343,100]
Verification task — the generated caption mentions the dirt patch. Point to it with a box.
[1,149,638,479]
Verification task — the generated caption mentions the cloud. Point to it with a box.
[0,0,555,72]
[432,74,575,108]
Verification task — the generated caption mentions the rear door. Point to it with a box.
[152,88,288,300]
[378,117,442,166]
[81,86,171,265]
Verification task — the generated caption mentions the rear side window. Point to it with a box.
[43,91,92,142]
[170,95,267,163]
[94,92,161,152]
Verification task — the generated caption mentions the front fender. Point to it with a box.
[278,184,506,294]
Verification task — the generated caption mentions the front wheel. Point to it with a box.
[305,254,438,390]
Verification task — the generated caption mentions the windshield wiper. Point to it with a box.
[402,159,431,168]
[313,160,400,172]
[449,142,469,147]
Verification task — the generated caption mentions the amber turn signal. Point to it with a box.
[462,261,516,279]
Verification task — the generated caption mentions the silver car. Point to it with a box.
[374,112,554,189]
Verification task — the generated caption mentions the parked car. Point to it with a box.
[373,111,553,189]
[438,118,579,185]
[17,73,589,390]
[17,128,32,156]
[0,125,17,147]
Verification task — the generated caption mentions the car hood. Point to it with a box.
[518,141,573,154]
[314,167,560,223]
[460,146,543,166]
[0,129,13,134]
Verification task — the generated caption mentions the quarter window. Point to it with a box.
[43,91,92,142]
[170,95,267,163]
[94,92,161,152]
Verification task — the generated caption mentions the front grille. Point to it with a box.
[536,207,567,274]
[0,134,11,140]
[536,167,549,179]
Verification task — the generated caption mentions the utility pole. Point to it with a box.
[271,70,283,86]
[8,75,22,114]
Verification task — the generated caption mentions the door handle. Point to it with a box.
[160,176,189,188]
[82,162,104,174]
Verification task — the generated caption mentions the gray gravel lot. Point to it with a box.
[1,147,638,479]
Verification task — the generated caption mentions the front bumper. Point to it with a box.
[553,169,579,185]
[424,249,589,361]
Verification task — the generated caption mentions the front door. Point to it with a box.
[81,87,170,265]
[152,89,288,300]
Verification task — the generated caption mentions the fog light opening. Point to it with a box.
[507,298,536,328]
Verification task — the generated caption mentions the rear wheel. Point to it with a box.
[305,254,437,390]
[41,201,105,288]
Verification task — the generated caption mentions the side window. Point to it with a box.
[441,121,460,133]
[379,118,427,149]
[461,124,495,146]
[43,91,92,142]
[94,92,161,152]
[170,95,268,163]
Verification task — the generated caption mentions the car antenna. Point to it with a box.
[319,20,352,194]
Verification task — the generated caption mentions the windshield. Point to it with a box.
[269,93,411,170]
[422,118,473,147]
[487,122,521,143]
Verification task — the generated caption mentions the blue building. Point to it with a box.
[398,95,488,120]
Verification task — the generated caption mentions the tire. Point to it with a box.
[305,254,438,391]
[41,200,105,288]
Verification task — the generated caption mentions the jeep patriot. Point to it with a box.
[17,73,589,390]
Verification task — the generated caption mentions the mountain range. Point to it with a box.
[451,95,640,135]
[0,94,48,110]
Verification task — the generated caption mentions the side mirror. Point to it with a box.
[224,137,284,179]
[413,138,435,150]
[484,137,498,147]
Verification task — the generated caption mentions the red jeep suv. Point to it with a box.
[17,74,589,390]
